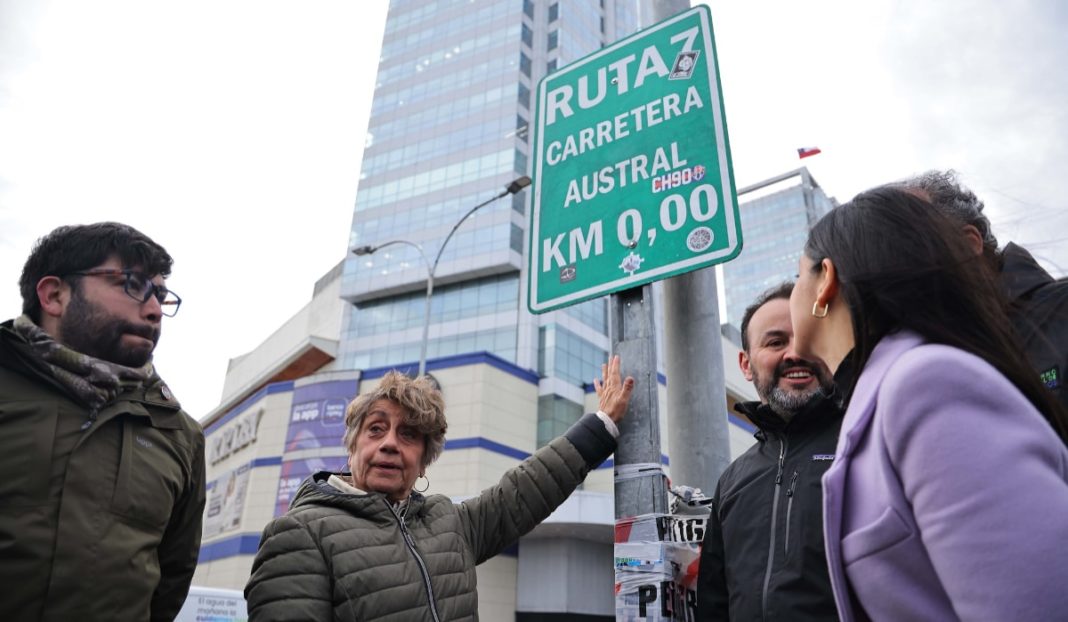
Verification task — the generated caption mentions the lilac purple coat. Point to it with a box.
[822,330,1068,621]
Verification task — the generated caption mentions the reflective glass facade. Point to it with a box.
[722,169,836,327]
[340,1,640,394]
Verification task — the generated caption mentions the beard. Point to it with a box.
[753,360,830,420]
[59,288,160,368]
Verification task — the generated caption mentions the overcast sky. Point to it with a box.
[2,0,1066,420]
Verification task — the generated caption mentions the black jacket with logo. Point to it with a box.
[1001,242,1068,418]
[697,394,843,621]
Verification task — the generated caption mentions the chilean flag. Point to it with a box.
[797,146,822,159]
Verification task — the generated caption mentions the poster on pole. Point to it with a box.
[528,5,739,313]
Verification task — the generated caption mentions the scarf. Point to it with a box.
[13,314,155,428]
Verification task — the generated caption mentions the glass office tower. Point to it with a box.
[723,167,836,327]
[340,0,640,441]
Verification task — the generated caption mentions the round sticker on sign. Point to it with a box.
[687,227,714,252]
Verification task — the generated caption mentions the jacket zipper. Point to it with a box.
[784,471,799,556]
[388,500,442,622]
[761,438,787,621]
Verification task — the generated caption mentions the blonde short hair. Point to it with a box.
[342,371,447,469]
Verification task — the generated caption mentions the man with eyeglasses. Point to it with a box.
[0,222,205,621]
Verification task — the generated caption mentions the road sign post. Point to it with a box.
[528,6,738,619]
[528,4,739,313]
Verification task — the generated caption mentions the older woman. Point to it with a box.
[245,357,634,620]
[789,186,1068,621]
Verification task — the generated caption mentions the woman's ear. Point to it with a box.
[816,258,839,308]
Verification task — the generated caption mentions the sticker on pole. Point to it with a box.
[527,5,740,314]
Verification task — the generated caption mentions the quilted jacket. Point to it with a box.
[245,412,616,621]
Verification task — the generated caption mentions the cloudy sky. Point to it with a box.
[2,0,1066,420]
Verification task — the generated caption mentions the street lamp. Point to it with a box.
[352,175,531,377]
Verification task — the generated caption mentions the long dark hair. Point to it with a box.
[804,186,1068,443]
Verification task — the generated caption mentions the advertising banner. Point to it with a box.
[283,380,355,452]
[274,379,357,516]
[203,463,251,538]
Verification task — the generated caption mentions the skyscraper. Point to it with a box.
[340,0,642,449]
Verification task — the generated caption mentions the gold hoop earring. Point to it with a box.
[812,301,829,318]
[414,475,429,493]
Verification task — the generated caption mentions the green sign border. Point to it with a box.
[527,5,739,314]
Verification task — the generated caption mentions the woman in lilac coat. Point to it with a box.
[788,186,1068,621]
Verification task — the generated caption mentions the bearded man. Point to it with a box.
[0,222,205,621]
[696,282,842,621]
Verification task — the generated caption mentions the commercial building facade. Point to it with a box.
[192,2,835,619]
[192,264,760,619]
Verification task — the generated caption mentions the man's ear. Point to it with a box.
[739,350,754,382]
[961,224,984,257]
[36,276,68,320]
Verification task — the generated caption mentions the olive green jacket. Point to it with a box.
[0,321,206,621]
[246,413,616,621]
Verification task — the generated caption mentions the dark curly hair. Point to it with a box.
[343,372,448,469]
[19,222,173,322]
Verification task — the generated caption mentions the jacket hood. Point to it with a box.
[290,471,426,516]
[1000,242,1054,301]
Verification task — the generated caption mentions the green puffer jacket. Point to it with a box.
[0,320,206,622]
[246,413,616,621]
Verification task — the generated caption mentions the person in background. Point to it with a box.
[245,356,635,621]
[697,282,841,621]
[898,169,1068,418]
[0,222,205,621]
[791,187,1068,621]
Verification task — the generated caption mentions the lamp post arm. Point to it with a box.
[359,239,432,274]
[429,188,509,277]
[354,176,528,378]
[377,240,433,378]
[354,239,434,377]
[419,190,506,377]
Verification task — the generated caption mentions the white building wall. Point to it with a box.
[516,539,615,616]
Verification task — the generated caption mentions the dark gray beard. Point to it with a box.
[765,385,823,421]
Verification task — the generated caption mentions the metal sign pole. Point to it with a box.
[663,269,731,495]
[610,285,668,520]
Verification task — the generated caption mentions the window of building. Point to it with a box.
[521,23,533,47]
[548,30,558,51]
[514,148,528,176]
[517,83,530,109]
[515,114,528,143]
[547,58,558,73]
[523,0,534,19]
[549,3,559,22]
[510,223,524,253]
[538,325,608,386]
[519,52,531,77]
[537,395,583,448]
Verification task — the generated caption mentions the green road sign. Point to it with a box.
[527,5,739,314]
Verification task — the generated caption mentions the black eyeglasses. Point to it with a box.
[65,269,182,317]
